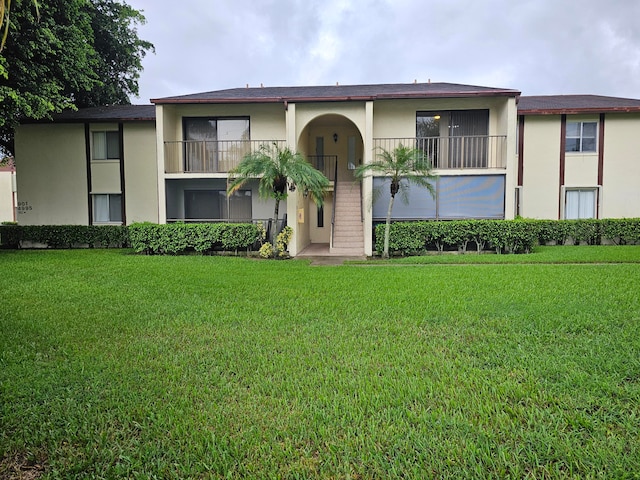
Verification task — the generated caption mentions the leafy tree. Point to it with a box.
[355,144,436,259]
[1,0,39,52]
[227,143,330,248]
[74,0,153,107]
[0,0,153,154]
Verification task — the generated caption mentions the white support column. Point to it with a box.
[155,104,166,224]
[363,101,374,256]
[284,102,300,256]
[503,97,518,220]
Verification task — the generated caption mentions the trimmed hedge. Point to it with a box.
[0,223,262,255]
[128,222,261,255]
[0,224,129,249]
[375,218,640,256]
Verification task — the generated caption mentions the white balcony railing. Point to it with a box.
[373,136,507,169]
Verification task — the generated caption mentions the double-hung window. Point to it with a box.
[91,130,122,224]
[566,121,597,152]
[93,194,122,223]
[565,188,597,219]
[92,131,120,160]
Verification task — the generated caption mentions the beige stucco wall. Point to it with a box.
[601,113,640,218]
[15,124,88,225]
[124,122,159,223]
[308,193,332,243]
[520,116,561,219]
[91,161,121,194]
[16,121,159,226]
[295,103,367,146]
[372,97,508,138]
[160,103,286,142]
[0,170,15,222]
[564,115,599,189]
[520,113,640,220]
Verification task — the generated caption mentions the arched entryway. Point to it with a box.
[295,114,365,256]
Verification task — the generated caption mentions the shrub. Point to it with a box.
[600,218,640,245]
[128,222,261,255]
[375,218,640,257]
[376,222,429,255]
[276,226,293,258]
[0,225,129,249]
[259,242,274,258]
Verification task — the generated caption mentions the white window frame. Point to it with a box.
[563,187,599,220]
[92,193,123,224]
[565,120,597,153]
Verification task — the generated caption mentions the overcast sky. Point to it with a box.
[126,0,640,104]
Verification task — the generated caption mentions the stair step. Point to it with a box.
[333,233,362,238]
[333,225,363,231]
[334,224,363,230]
[333,182,363,254]
[333,234,363,241]
[333,242,363,249]
[330,247,365,255]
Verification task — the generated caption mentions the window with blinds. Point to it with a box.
[417,110,489,168]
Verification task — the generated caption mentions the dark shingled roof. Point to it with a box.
[21,105,156,123]
[152,82,520,104]
[518,95,640,114]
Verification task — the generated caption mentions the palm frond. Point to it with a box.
[355,143,437,208]
[227,142,330,204]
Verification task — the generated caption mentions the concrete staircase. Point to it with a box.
[330,180,364,255]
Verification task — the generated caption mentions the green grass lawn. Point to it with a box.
[370,244,640,264]
[1,248,639,478]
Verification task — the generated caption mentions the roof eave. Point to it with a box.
[20,116,156,124]
[152,90,520,105]
[519,107,640,115]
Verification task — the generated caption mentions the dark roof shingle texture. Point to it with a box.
[518,95,640,114]
[152,82,520,104]
[22,105,156,123]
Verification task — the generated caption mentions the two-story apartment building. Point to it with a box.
[517,95,640,220]
[14,82,640,255]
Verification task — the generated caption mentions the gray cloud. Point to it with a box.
[130,0,640,103]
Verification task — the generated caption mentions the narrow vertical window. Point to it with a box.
[92,131,120,160]
[317,204,324,228]
[93,194,122,223]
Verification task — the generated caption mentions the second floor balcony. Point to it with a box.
[374,135,507,169]
[164,140,338,180]
[164,140,286,174]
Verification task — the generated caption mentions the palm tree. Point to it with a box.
[355,144,436,259]
[227,143,330,246]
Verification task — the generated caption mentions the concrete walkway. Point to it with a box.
[296,243,367,266]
